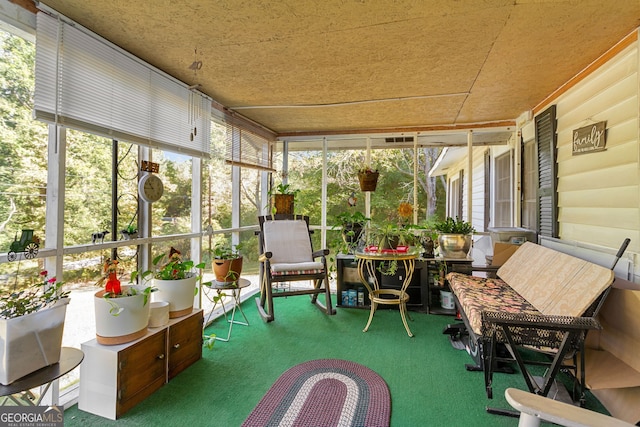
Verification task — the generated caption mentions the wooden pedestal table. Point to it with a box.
[355,250,419,337]
[203,278,250,342]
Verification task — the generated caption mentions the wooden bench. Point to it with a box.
[446,241,618,404]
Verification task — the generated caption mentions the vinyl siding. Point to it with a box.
[552,40,640,252]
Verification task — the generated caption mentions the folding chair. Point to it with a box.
[256,214,336,322]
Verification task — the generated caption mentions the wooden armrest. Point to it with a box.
[258,252,272,262]
[450,264,499,278]
[312,249,329,258]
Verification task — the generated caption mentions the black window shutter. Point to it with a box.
[535,105,558,238]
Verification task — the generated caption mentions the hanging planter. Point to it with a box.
[358,169,379,192]
[273,194,294,215]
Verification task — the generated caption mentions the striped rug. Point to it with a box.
[242,359,391,427]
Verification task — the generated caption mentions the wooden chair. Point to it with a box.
[255,214,336,322]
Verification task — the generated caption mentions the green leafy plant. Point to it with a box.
[0,270,69,319]
[142,252,206,281]
[267,183,299,197]
[98,258,155,316]
[433,217,475,235]
[121,224,137,234]
[211,241,242,260]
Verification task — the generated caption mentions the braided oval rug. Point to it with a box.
[242,359,391,427]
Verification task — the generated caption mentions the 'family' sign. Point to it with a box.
[572,121,606,155]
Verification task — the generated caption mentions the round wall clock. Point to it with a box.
[138,173,164,203]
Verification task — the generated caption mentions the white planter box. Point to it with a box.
[0,298,69,385]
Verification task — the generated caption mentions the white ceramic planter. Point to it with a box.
[148,301,170,327]
[0,297,69,385]
[94,286,150,345]
[153,275,198,318]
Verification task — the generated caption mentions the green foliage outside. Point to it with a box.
[0,30,446,290]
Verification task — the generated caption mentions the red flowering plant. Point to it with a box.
[0,270,69,319]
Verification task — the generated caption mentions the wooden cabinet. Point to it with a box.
[79,309,203,419]
[168,310,202,380]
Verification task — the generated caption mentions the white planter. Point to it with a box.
[153,275,198,318]
[148,301,170,327]
[94,286,150,345]
[0,298,69,385]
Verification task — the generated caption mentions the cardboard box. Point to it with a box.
[491,242,520,266]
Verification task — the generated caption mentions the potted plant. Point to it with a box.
[0,269,69,384]
[94,258,155,345]
[211,241,243,283]
[120,224,138,240]
[357,166,379,192]
[140,247,206,319]
[268,183,299,215]
[433,217,475,259]
[333,210,370,254]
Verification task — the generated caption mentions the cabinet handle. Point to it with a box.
[173,343,180,349]
[157,353,165,360]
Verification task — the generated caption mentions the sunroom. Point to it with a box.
[1,0,640,425]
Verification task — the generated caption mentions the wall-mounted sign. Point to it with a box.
[572,121,606,155]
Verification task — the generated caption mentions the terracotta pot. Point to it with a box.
[94,287,149,345]
[212,256,243,283]
[153,275,198,318]
[0,298,69,385]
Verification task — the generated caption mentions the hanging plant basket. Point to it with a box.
[273,194,294,214]
[358,171,379,192]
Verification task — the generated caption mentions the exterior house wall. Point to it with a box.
[552,42,639,252]
[527,36,640,279]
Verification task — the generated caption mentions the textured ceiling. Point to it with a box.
[37,0,640,137]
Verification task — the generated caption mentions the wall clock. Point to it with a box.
[138,173,164,203]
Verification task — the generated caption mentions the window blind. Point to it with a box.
[225,122,273,171]
[34,12,211,158]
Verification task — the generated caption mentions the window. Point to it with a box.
[494,151,512,227]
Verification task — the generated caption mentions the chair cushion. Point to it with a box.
[497,242,614,317]
[271,262,325,276]
[263,220,314,264]
[448,272,539,336]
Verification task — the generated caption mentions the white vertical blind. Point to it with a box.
[34,12,211,158]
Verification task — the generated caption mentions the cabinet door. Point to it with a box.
[117,330,167,417]
[168,310,203,380]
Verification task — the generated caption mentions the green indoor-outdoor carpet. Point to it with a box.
[64,294,608,426]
